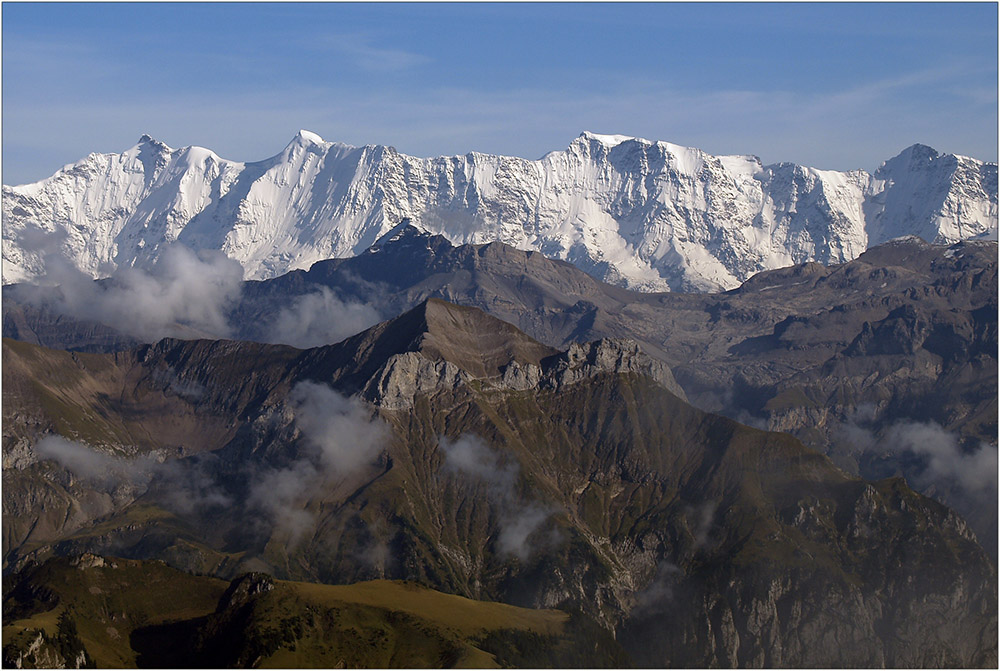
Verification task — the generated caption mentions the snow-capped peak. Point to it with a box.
[293,129,326,145]
[2,132,996,291]
[578,131,643,147]
[135,134,172,151]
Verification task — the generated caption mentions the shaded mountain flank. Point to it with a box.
[7,224,993,556]
[2,300,996,667]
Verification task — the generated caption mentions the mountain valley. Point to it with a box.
[7,226,994,560]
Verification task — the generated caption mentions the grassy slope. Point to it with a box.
[287,579,566,636]
[224,578,567,668]
[3,556,570,669]
[3,555,228,667]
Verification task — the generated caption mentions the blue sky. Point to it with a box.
[3,2,997,184]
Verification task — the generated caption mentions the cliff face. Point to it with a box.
[2,299,996,667]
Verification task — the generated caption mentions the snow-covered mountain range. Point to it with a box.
[3,130,996,291]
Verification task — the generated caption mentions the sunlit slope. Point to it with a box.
[2,555,588,668]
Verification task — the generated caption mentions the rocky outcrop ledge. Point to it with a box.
[363,337,686,409]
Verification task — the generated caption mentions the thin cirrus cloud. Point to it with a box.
[2,4,995,184]
[4,62,995,188]
[308,33,431,73]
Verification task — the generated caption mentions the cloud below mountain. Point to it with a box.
[35,381,389,548]
[35,435,150,487]
[886,420,998,493]
[838,414,998,494]
[247,381,389,546]
[19,230,244,342]
[440,434,555,560]
[262,287,381,349]
[34,435,231,514]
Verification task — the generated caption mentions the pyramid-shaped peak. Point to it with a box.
[371,219,430,247]
[420,296,514,328]
[334,299,558,381]
[882,143,940,167]
[896,143,941,162]
[416,299,558,375]
[875,143,950,179]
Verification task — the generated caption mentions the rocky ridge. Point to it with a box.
[2,299,996,666]
[5,229,995,559]
[350,299,686,408]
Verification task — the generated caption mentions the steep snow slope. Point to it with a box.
[3,131,996,291]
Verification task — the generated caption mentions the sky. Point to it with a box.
[3,2,997,185]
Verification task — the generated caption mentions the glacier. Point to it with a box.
[3,130,996,291]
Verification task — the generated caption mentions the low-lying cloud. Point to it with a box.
[886,421,998,493]
[496,504,552,560]
[837,413,998,494]
[632,561,682,616]
[34,382,387,549]
[19,230,244,342]
[289,380,388,475]
[688,500,717,549]
[34,434,231,514]
[440,433,516,489]
[18,228,381,349]
[439,434,556,561]
[246,381,389,546]
[35,435,153,488]
[262,288,381,349]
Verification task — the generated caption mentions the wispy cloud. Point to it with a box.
[439,435,558,561]
[17,231,244,342]
[886,421,998,493]
[247,381,388,547]
[35,435,232,515]
[838,414,998,494]
[310,34,431,73]
[35,382,389,552]
[262,287,381,349]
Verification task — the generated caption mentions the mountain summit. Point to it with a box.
[3,132,996,290]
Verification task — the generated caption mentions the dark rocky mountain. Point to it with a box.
[240,228,1000,558]
[1,297,141,353]
[4,225,996,558]
[2,300,996,666]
